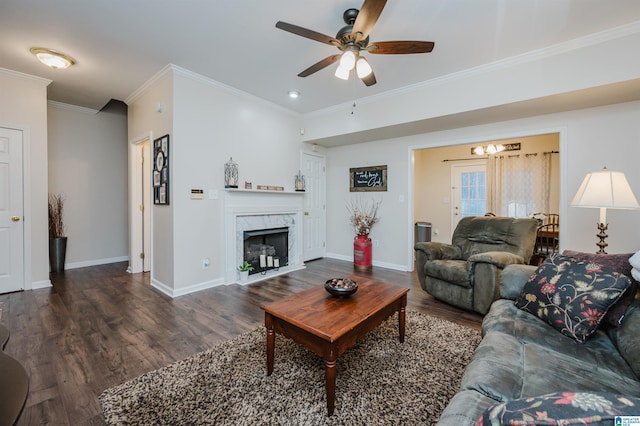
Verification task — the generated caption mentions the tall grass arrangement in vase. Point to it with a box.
[48,194,65,238]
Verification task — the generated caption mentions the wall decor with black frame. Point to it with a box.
[350,165,387,192]
[153,134,170,205]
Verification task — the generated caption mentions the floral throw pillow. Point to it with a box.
[515,253,631,343]
[475,392,640,426]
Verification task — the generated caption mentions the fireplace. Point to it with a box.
[223,189,305,284]
[243,227,289,274]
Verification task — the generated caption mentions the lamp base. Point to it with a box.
[596,222,608,254]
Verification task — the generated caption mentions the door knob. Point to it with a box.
[304,212,309,216]
[11,216,20,222]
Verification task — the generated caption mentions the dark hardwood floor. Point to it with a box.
[0,258,482,425]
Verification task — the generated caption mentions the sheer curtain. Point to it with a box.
[486,153,552,218]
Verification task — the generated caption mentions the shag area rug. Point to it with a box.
[100,311,481,425]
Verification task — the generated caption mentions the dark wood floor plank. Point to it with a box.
[0,258,482,425]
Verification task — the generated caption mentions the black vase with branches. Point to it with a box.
[48,194,67,272]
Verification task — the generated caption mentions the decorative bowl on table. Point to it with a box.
[324,278,358,298]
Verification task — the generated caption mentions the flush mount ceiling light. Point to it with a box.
[30,47,76,69]
[287,91,300,99]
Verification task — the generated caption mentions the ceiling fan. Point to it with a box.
[275,0,435,87]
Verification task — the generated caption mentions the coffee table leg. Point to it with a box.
[398,294,407,343]
[324,355,337,416]
[265,313,275,375]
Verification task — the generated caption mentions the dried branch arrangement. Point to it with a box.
[48,193,65,238]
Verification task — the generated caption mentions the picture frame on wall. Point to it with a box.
[350,165,387,192]
[153,134,170,205]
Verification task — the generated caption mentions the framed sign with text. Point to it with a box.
[350,165,387,192]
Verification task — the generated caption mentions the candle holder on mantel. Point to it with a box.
[295,170,306,192]
[224,157,238,188]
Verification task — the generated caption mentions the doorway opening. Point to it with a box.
[128,136,152,274]
[412,132,561,246]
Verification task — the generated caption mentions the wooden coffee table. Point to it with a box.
[262,276,409,416]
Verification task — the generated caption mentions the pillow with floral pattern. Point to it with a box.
[515,253,631,343]
[475,392,640,426]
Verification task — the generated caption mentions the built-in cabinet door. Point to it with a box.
[302,152,326,261]
[0,127,24,293]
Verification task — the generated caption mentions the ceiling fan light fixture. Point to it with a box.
[334,65,350,80]
[356,57,372,78]
[339,50,356,71]
[30,47,75,69]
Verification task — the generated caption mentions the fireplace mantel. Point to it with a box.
[223,190,305,284]
[225,188,305,196]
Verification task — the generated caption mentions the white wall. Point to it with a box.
[128,65,304,295]
[47,102,129,269]
[0,68,51,288]
[127,67,175,289]
[325,100,640,271]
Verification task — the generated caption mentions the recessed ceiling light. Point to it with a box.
[288,91,300,99]
[30,47,76,69]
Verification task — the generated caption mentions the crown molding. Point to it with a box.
[305,20,640,118]
[0,67,51,86]
[126,63,302,118]
[48,100,98,114]
[124,64,174,106]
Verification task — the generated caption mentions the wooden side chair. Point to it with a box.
[530,215,560,266]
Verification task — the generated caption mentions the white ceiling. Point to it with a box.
[2,1,640,114]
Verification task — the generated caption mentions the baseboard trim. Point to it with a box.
[151,277,226,298]
[324,253,409,272]
[31,280,52,290]
[64,256,129,271]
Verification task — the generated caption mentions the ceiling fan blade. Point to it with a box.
[361,69,377,87]
[351,0,387,43]
[367,41,435,54]
[297,54,341,77]
[276,21,340,47]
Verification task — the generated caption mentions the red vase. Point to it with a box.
[353,234,372,270]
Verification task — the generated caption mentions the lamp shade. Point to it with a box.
[571,167,640,210]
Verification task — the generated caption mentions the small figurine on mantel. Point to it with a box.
[295,170,306,192]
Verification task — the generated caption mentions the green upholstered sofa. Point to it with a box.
[414,216,538,314]
[437,255,640,425]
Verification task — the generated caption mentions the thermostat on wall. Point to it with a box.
[191,189,204,200]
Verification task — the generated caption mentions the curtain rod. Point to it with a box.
[441,157,481,162]
[441,150,559,162]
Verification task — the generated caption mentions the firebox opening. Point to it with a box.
[243,227,289,275]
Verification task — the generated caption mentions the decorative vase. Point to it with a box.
[239,270,249,282]
[49,236,68,273]
[353,234,372,270]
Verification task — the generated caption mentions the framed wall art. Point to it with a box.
[153,134,170,205]
[350,165,387,192]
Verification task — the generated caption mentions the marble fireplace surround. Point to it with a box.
[224,189,305,284]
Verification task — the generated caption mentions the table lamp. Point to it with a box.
[571,167,640,254]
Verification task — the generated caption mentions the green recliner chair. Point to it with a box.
[414,216,538,315]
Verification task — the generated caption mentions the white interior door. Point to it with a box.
[302,152,326,261]
[142,142,151,272]
[451,162,487,234]
[0,127,24,293]
[129,137,151,274]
